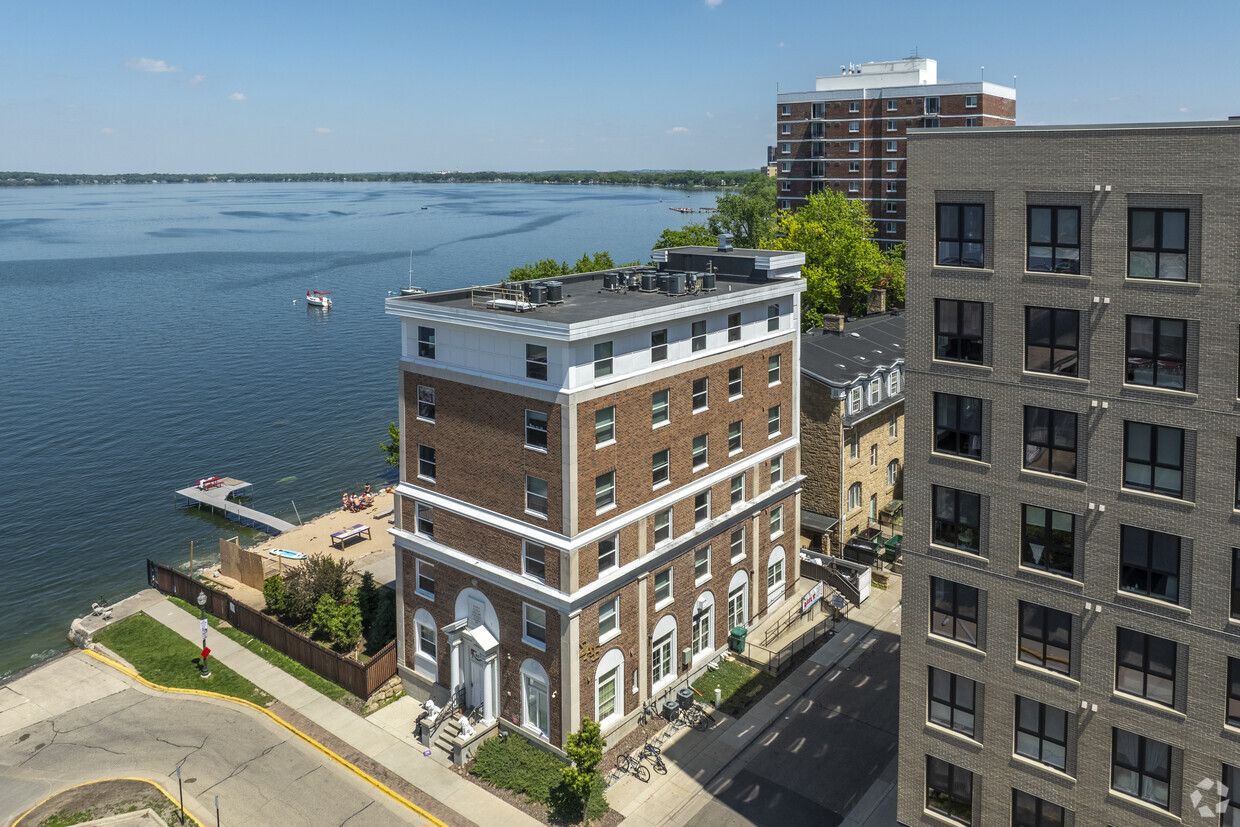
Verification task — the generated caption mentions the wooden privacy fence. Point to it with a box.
[147,560,397,699]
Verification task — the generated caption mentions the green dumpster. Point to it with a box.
[729,626,748,653]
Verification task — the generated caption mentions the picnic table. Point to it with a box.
[330,523,372,549]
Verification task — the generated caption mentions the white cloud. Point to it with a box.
[189,74,205,84]
[126,58,179,73]
[1108,96,1121,102]
[705,0,723,6]
[667,126,690,135]
[101,127,115,134]
[229,92,246,101]
[315,127,332,134]
[779,42,785,48]
[1178,107,1190,113]
[705,111,714,118]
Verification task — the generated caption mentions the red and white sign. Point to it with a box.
[802,581,825,613]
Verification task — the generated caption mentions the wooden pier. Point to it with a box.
[175,477,296,535]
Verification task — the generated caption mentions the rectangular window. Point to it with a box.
[652,632,672,685]
[964,117,979,127]
[780,123,791,135]
[417,620,437,660]
[598,535,618,573]
[886,459,899,487]
[886,140,897,152]
[728,366,742,398]
[415,503,434,539]
[849,101,859,113]
[692,434,708,469]
[728,420,742,453]
[525,475,548,517]
[886,203,898,214]
[1112,728,1171,809]
[767,304,779,332]
[935,299,984,363]
[870,444,878,467]
[768,354,781,385]
[964,95,978,108]
[889,411,898,439]
[779,161,792,174]
[1019,602,1071,674]
[1116,627,1176,706]
[418,444,436,481]
[654,568,673,606]
[525,410,548,450]
[885,222,897,234]
[730,527,745,561]
[886,119,897,132]
[928,666,975,737]
[654,509,672,545]
[937,203,985,268]
[1126,316,1186,389]
[1023,407,1078,478]
[1025,307,1079,376]
[780,104,790,116]
[770,504,783,537]
[523,604,547,648]
[848,141,860,153]
[768,405,781,437]
[595,406,615,445]
[888,371,901,395]
[931,578,979,646]
[1123,421,1184,498]
[691,320,708,352]
[1027,206,1080,274]
[695,546,711,583]
[526,343,548,380]
[593,341,613,378]
[416,558,435,597]
[1015,696,1068,771]
[1120,525,1180,603]
[598,665,618,719]
[771,456,783,485]
[730,474,744,507]
[848,482,862,512]
[781,181,791,193]
[595,471,615,511]
[599,596,618,640]
[523,542,545,582]
[1225,765,1240,824]
[652,449,670,487]
[1228,659,1240,727]
[867,378,881,405]
[849,120,860,132]
[650,328,668,362]
[848,160,860,173]
[727,312,741,342]
[1233,548,1240,619]
[932,486,980,553]
[652,389,669,426]
[417,326,436,359]
[686,375,707,411]
[1021,505,1074,577]
[695,491,710,525]
[924,96,940,114]
[416,385,436,421]
[886,160,898,173]
[887,100,898,112]
[780,143,790,154]
[886,181,898,193]
[1129,208,1188,280]
[1011,790,1065,827]
[848,431,859,459]
[925,756,972,825]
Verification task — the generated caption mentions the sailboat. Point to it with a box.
[305,250,332,308]
[399,250,425,296]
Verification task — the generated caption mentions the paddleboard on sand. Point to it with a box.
[269,549,307,560]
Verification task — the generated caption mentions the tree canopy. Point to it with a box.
[651,224,718,249]
[706,174,777,249]
[507,251,616,282]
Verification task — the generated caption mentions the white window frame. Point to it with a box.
[780,104,791,116]
[593,341,613,378]
[417,326,435,360]
[781,180,791,193]
[524,409,548,452]
[889,411,899,439]
[886,181,898,193]
[415,559,435,600]
[887,119,897,132]
[868,377,881,405]
[520,659,550,739]
[849,120,860,133]
[523,541,546,583]
[654,508,672,545]
[888,370,901,395]
[886,222,897,234]
[414,608,437,679]
[965,95,978,108]
[871,444,878,467]
[849,386,863,414]
[887,100,898,112]
[780,161,791,173]
[415,502,435,540]
[692,595,714,657]
[780,123,791,135]
[595,406,616,447]
[652,628,674,689]
[418,444,436,481]
[848,161,860,173]
[652,448,670,489]
[849,101,859,113]
[886,140,898,153]
[727,572,748,630]
[781,142,791,154]
[730,526,746,563]
[848,182,860,193]
[870,494,878,521]
[848,141,860,153]
[924,96,940,115]
[848,482,862,512]
[886,203,898,214]
[771,455,783,485]
[694,490,710,526]
[525,343,548,380]
[965,117,980,127]
[768,404,781,438]
[693,434,708,469]
[599,596,619,643]
[730,474,745,509]
[770,504,784,539]
[692,377,708,412]
[654,568,674,609]
[728,366,743,399]
[595,471,615,514]
[728,420,743,454]
[848,431,859,460]
[522,603,547,650]
[652,388,670,427]
[691,319,706,352]
[887,459,899,488]
[598,534,619,574]
[525,474,548,518]
[416,385,436,422]
[596,649,623,726]
[887,160,898,173]
[695,546,712,585]
[768,354,781,385]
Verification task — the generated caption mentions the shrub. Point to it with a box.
[356,571,379,630]
[364,589,397,655]
[262,574,285,614]
[311,594,363,652]
[283,553,355,624]
[561,718,606,823]
[471,735,565,804]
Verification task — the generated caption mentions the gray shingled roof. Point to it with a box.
[800,313,905,387]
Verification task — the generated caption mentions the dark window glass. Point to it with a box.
[1223,764,1240,826]
[692,377,708,410]
[928,667,975,737]
[418,444,436,480]
[1233,548,1240,619]
[1018,602,1071,674]
[525,410,548,450]
[932,486,980,553]
[1023,407,1077,478]
[937,203,985,268]
[1116,628,1176,706]
[933,393,982,458]
[526,343,548,380]
[1021,505,1074,577]
[651,329,667,362]
[1027,207,1080,274]
[1123,421,1184,498]
[692,320,706,351]
[930,577,979,647]
[1129,208,1188,281]
[1228,658,1240,727]
[1015,696,1068,771]
[935,299,984,363]
[925,756,973,824]
[1111,728,1171,809]
[1024,307,1079,376]
[417,326,436,359]
[1012,789,1066,827]
[1119,525,1180,603]
[728,312,742,342]
[1125,316,1185,389]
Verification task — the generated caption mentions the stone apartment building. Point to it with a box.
[800,310,905,551]
[385,245,805,750]
[776,57,1015,247]
[897,121,1240,826]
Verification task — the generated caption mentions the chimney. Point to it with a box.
[822,314,846,334]
[867,288,887,315]
[717,233,733,252]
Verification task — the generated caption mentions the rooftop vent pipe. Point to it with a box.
[717,233,733,252]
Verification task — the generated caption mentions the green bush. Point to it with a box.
[310,594,363,652]
[262,574,285,614]
[548,773,608,824]
[471,734,566,804]
[283,553,355,624]
[364,588,397,656]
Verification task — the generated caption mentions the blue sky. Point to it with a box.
[5,0,1237,174]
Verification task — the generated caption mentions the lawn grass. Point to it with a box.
[94,613,272,706]
[169,596,351,702]
[692,657,775,717]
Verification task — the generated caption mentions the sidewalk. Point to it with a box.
[138,595,540,827]
[605,578,903,826]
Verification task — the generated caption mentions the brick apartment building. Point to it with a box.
[775,58,1015,246]
[385,245,805,750]
[800,309,905,551]
[897,121,1240,825]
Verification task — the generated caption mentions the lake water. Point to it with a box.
[0,181,720,679]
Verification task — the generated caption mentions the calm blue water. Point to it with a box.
[0,181,719,678]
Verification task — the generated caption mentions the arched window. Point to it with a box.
[691,591,715,658]
[848,482,863,512]
[767,546,787,610]
[727,570,749,631]
[651,614,677,691]
[520,659,550,740]
[413,608,437,682]
[596,648,624,728]
[887,459,899,488]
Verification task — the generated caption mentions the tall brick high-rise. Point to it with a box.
[776,58,1015,247]
[898,120,1240,825]
[386,245,805,751]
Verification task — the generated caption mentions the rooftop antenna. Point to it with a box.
[981,65,985,83]
[1013,74,1017,89]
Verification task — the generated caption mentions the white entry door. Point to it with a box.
[467,645,485,709]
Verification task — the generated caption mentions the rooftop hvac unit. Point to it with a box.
[700,272,717,291]
[640,273,658,292]
[527,283,547,304]
[602,272,617,290]
[717,233,734,251]
[686,272,698,291]
[544,281,563,303]
[667,273,686,296]
[657,273,669,293]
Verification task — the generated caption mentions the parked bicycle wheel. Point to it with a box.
[635,760,650,782]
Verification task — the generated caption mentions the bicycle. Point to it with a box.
[640,742,667,775]
[616,750,650,782]
[681,700,717,731]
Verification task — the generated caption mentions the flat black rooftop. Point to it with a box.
[801,313,904,386]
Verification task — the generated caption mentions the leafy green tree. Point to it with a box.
[311,594,363,651]
[572,251,615,273]
[652,223,718,249]
[707,174,776,248]
[381,421,400,467]
[364,589,397,655]
[762,190,903,326]
[283,553,355,624]
[561,718,605,823]
[508,258,569,282]
[356,570,379,631]
[262,574,286,614]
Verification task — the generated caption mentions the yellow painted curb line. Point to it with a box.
[11,776,204,827]
[82,649,448,827]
